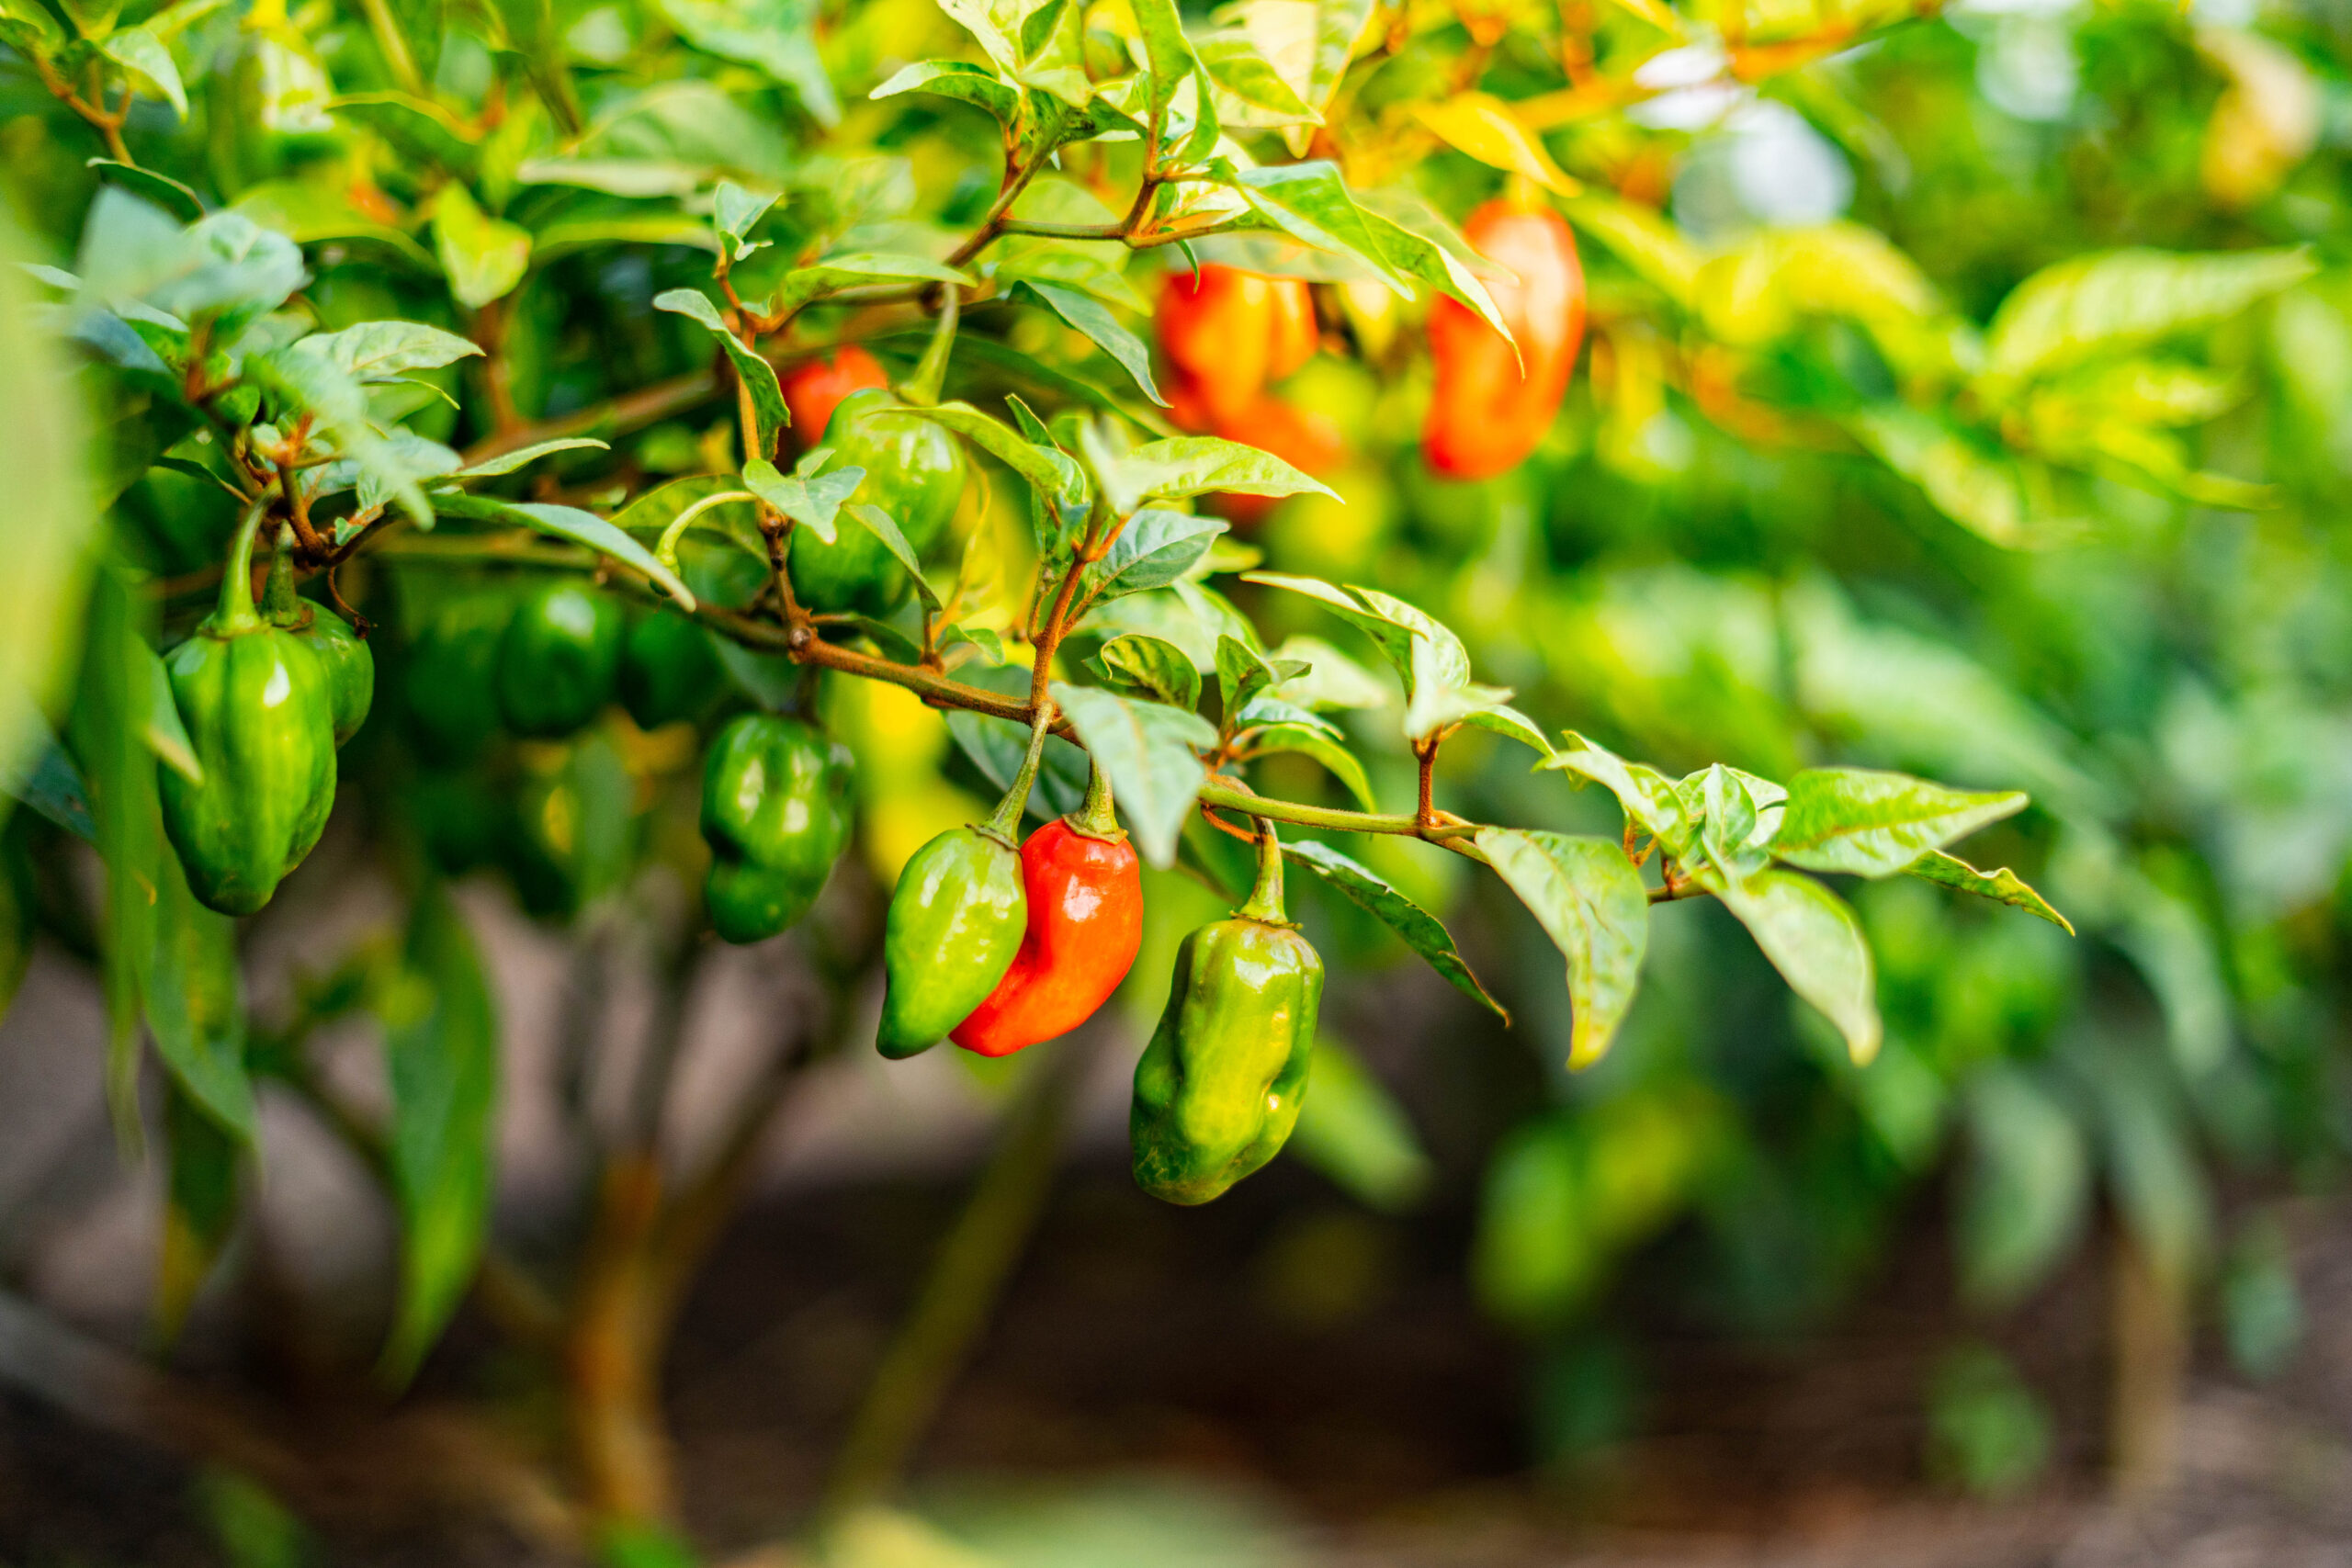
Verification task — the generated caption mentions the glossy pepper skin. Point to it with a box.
[619,607,723,730]
[160,509,338,917]
[401,589,512,762]
[262,533,372,746]
[952,817,1143,1056]
[497,580,623,738]
[877,826,1026,1058]
[1157,265,1318,427]
[1422,201,1586,480]
[788,388,967,615]
[699,714,854,944]
[782,345,889,442]
[1131,826,1322,1204]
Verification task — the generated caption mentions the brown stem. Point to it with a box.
[566,1155,673,1528]
[1413,737,1440,827]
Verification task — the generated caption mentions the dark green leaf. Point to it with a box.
[155,1083,242,1343]
[147,844,255,1142]
[1092,631,1200,710]
[1084,509,1228,602]
[1009,278,1166,405]
[1287,838,1507,1020]
[843,502,940,611]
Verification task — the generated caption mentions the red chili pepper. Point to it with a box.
[782,345,889,443]
[951,782,1143,1057]
[1158,265,1318,429]
[1422,201,1586,480]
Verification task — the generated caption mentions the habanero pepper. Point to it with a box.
[951,764,1142,1057]
[1130,821,1323,1205]
[1422,200,1587,481]
[787,388,968,616]
[1157,264,1318,429]
[699,713,855,944]
[876,714,1057,1059]
[262,528,373,747]
[497,578,624,739]
[619,606,725,731]
[781,345,889,444]
[159,503,339,917]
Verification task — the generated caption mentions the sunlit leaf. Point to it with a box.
[1477,829,1646,1066]
[1773,768,2029,877]
[1051,682,1214,867]
[1708,868,1882,1065]
[1905,851,2073,934]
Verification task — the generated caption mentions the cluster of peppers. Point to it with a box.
[1152,197,1588,498]
[160,508,373,916]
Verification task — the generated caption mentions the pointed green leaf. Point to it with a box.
[100,26,186,118]
[1544,731,1687,853]
[1287,839,1506,1020]
[147,845,255,1142]
[430,183,530,310]
[1905,850,2073,934]
[1085,509,1228,603]
[1246,725,1374,811]
[741,456,864,544]
[300,319,482,380]
[1983,246,2317,389]
[1051,681,1215,867]
[1010,278,1166,405]
[1092,632,1201,710]
[650,287,788,459]
[453,437,610,479]
[432,491,695,609]
[1476,829,1646,1066]
[843,502,941,610]
[871,59,1024,126]
[1774,767,2029,878]
[1708,868,1881,1065]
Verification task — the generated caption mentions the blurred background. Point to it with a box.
[6,0,2352,1559]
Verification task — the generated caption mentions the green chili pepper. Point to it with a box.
[401,587,513,763]
[262,529,373,747]
[620,606,724,730]
[159,504,339,916]
[497,579,623,738]
[700,714,854,943]
[787,388,966,615]
[875,711,1049,1058]
[1131,820,1322,1205]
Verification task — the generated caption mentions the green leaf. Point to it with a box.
[1286,839,1507,1020]
[1476,829,1646,1066]
[871,59,1024,127]
[1345,584,1506,742]
[453,437,610,479]
[147,845,256,1143]
[1050,682,1215,867]
[1009,278,1166,406]
[1544,731,1688,853]
[741,456,863,544]
[1688,762,1786,884]
[300,320,483,380]
[1246,724,1375,811]
[1102,436,1336,515]
[1958,1067,2088,1308]
[843,502,940,610]
[1460,703,1554,760]
[5,742,96,842]
[1848,405,2041,548]
[659,0,840,124]
[252,343,433,525]
[1084,509,1228,603]
[156,1083,242,1343]
[711,179,780,260]
[1287,1036,1433,1212]
[134,621,201,783]
[882,400,1090,514]
[1232,162,1409,299]
[1196,32,1318,124]
[1266,635,1387,711]
[432,491,696,610]
[430,183,530,310]
[1128,0,1199,113]
[1243,571,1419,687]
[1905,850,2073,934]
[380,883,499,1383]
[1093,632,1201,710]
[1982,246,2317,390]
[650,288,788,460]
[66,568,162,1147]
[99,26,186,118]
[1708,869,1882,1065]
[1773,768,2029,878]
[769,253,976,316]
[1215,633,1278,714]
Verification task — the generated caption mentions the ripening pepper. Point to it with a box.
[159,507,338,917]
[699,714,854,944]
[951,767,1142,1057]
[497,579,623,738]
[262,530,373,746]
[782,345,889,443]
[787,388,967,615]
[876,716,1060,1058]
[619,606,724,730]
[1130,824,1322,1205]
[1422,201,1586,480]
[1157,265,1318,429]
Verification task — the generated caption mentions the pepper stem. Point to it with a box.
[262,525,306,626]
[900,284,960,409]
[983,701,1055,840]
[207,497,271,637]
[1067,758,1121,839]
[1237,815,1287,924]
